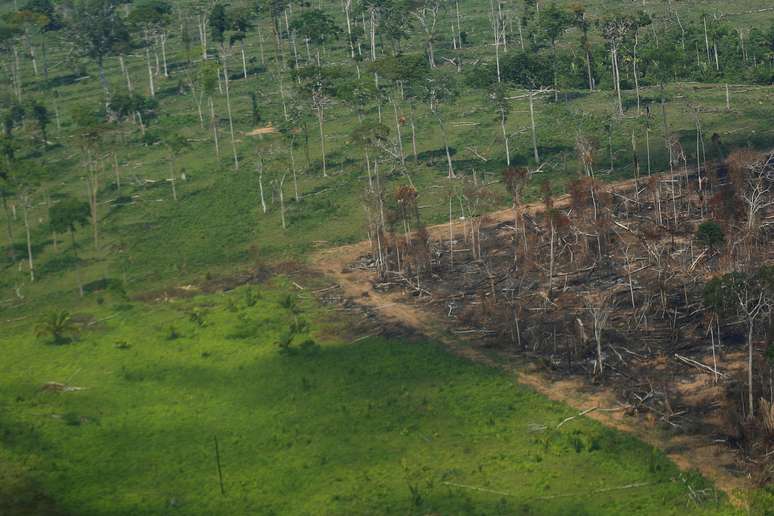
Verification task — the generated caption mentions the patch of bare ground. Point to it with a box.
[311,155,774,504]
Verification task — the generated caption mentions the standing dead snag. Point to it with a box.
[575,135,597,178]
[503,167,528,260]
[462,181,499,261]
[704,268,773,418]
[584,292,615,377]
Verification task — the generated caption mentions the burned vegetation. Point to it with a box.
[355,149,774,485]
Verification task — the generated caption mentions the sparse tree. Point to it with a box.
[64,0,131,99]
[49,196,90,296]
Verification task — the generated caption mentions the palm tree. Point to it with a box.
[35,311,79,344]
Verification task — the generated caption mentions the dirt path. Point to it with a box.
[310,178,749,502]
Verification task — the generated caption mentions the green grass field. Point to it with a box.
[1,280,737,515]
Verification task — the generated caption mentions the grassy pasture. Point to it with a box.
[0,281,734,515]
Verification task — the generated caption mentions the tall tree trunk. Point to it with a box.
[70,229,83,297]
[41,35,48,83]
[200,15,208,60]
[21,194,34,282]
[145,37,155,97]
[113,152,121,195]
[548,219,554,297]
[257,27,265,64]
[317,105,327,177]
[585,47,593,90]
[169,152,177,201]
[278,174,287,229]
[633,34,641,114]
[87,167,98,250]
[500,111,510,165]
[13,45,23,101]
[612,47,623,115]
[435,112,455,178]
[491,0,501,83]
[528,90,540,163]
[1,194,17,264]
[289,136,299,201]
[391,97,405,166]
[220,52,240,170]
[161,32,169,77]
[748,319,755,417]
[257,157,266,213]
[120,55,133,92]
[209,96,220,158]
[240,40,248,79]
[343,0,355,58]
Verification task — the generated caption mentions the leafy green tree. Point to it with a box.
[35,311,79,344]
[19,0,63,87]
[370,54,428,161]
[49,196,90,295]
[209,3,229,46]
[571,3,595,90]
[198,60,221,159]
[2,103,25,139]
[209,2,240,170]
[290,9,341,65]
[642,40,683,154]
[0,161,18,264]
[64,0,131,97]
[127,0,173,95]
[350,121,390,190]
[0,21,23,100]
[537,3,573,99]
[261,0,290,64]
[27,99,50,146]
[419,70,459,178]
[294,64,346,176]
[281,95,313,169]
[228,6,255,79]
[4,8,49,82]
[9,159,43,282]
[108,92,158,134]
[357,0,412,58]
[49,197,90,239]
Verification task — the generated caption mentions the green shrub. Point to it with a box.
[244,288,260,307]
[166,326,180,340]
[696,220,725,249]
[189,308,208,327]
[63,412,81,426]
[279,294,299,314]
[277,330,294,354]
[227,317,264,340]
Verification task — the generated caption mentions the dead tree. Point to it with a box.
[584,292,615,377]
[503,167,529,260]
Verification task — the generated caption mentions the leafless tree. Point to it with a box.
[584,292,615,376]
